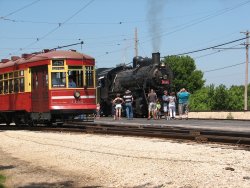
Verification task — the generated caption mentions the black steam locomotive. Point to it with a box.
[96,52,173,117]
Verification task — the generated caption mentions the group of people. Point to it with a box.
[96,88,190,120]
[95,90,134,120]
[147,88,190,120]
[112,90,134,120]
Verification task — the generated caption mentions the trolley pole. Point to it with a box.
[241,31,249,111]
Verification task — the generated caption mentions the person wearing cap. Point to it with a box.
[123,90,134,120]
[177,88,190,120]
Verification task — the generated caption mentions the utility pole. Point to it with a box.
[241,31,249,111]
[134,27,138,57]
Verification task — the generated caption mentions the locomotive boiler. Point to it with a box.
[97,52,173,117]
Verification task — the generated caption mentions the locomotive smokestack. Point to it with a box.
[152,52,160,65]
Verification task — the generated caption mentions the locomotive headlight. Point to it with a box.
[74,91,81,99]
[163,75,168,79]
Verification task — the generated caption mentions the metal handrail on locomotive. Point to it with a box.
[0,50,97,125]
[96,52,173,117]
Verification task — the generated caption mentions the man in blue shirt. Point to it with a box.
[68,75,76,88]
[177,88,190,120]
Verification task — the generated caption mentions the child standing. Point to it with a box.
[95,103,101,119]
[155,99,161,119]
[168,92,176,119]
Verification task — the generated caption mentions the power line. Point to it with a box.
[0,0,41,19]
[193,44,242,59]
[174,36,249,56]
[204,62,245,73]
[0,18,122,25]
[6,0,95,57]
[140,0,250,46]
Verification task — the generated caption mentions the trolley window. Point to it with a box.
[85,66,94,87]
[0,70,25,94]
[14,78,19,93]
[68,66,83,88]
[4,73,8,79]
[20,70,24,76]
[13,70,25,93]
[9,79,14,93]
[51,72,66,88]
[8,72,14,93]
[20,78,24,92]
[4,80,8,93]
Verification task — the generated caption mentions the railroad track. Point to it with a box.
[1,122,250,150]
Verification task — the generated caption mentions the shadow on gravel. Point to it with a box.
[131,183,165,188]
[0,165,15,170]
[19,181,75,188]
[19,181,103,188]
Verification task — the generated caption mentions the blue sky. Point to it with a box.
[0,0,250,87]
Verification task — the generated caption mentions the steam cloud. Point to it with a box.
[147,0,166,53]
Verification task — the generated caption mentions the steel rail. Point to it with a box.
[1,122,250,150]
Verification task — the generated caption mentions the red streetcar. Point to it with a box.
[0,49,96,125]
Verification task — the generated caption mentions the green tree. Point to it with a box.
[211,84,229,110]
[189,84,248,111]
[227,85,244,110]
[163,55,205,93]
[189,85,215,111]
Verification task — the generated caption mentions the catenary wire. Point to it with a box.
[0,0,41,19]
[204,62,245,73]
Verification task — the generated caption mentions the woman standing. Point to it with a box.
[113,93,124,120]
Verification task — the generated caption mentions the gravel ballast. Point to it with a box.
[0,130,250,187]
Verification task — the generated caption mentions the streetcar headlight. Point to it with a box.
[74,91,81,99]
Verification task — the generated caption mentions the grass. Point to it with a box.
[0,174,6,188]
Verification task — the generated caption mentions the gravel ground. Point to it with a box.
[0,130,250,188]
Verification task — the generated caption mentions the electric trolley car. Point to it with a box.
[0,49,96,126]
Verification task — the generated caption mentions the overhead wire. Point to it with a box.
[0,0,41,19]
[0,9,216,25]
[1,0,249,70]
[140,0,250,47]
[193,44,243,59]
[174,36,249,56]
[204,62,245,73]
[6,0,95,57]
[93,0,250,60]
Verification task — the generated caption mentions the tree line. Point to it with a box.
[163,55,250,111]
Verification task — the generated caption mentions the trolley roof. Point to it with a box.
[0,50,94,69]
